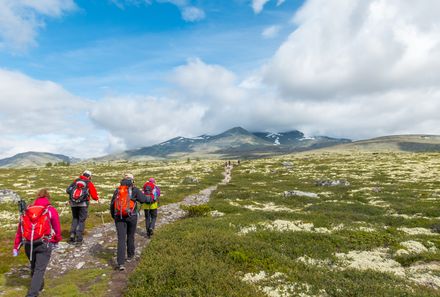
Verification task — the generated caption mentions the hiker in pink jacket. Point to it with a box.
[13,189,62,297]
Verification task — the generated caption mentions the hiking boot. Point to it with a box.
[67,237,76,245]
[118,265,126,271]
[126,256,134,263]
[147,228,153,237]
[75,240,83,247]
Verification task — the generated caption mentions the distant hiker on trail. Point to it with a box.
[66,170,99,246]
[13,189,62,297]
[141,177,161,238]
[110,173,151,271]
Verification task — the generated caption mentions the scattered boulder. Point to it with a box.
[284,190,319,198]
[282,161,293,168]
[182,176,199,184]
[372,187,382,193]
[210,210,225,217]
[315,179,350,187]
[0,189,22,203]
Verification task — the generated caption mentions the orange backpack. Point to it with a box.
[114,185,135,218]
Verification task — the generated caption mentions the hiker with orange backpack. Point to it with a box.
[141,177,161,238]
[66,170,99,245]
[110,173,151,271]
[13,189,62,297]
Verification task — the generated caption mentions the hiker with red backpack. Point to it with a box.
[66,170,99,245]
[13,189,62,297]
[110,173,151,271]
[141,177,161,238]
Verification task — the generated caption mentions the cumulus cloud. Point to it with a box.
[89,95,206,150]
[264,0,440,99]
[0,0,77,51]
[0,69,107,158]
[255,0,440,137]
[262,25,282,38]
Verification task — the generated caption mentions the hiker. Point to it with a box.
[141,177,161,238]
[110,173,151,271]
[66,170,99,245]
[13,189,62,297]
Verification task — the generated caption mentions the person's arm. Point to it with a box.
[110,190,117,219]
[155,186,161,197]
[13,222,23,251]
[88,182,99,201]
[49,206,62,243]
[133,187,150,204]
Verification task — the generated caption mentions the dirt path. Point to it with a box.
[45,165,233,296]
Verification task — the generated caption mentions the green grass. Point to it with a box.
[0,159,224,295]
[127,152,440,296]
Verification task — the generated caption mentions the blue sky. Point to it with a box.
[1,0,302,98]
[1,0,440,159]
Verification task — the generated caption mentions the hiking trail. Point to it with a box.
[8,164,232,296]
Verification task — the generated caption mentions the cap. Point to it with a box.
[83,170,92,177]
[124,173,134,180]
[149,177,156,183]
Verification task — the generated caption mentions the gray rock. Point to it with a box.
[315,179,350,187]
[0,189,22,203]
[182,176,199,184]
[282,161,293,168]
[284,190,319,198]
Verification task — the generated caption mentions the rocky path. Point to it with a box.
[45,165,233,296]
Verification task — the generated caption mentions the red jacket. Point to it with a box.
[68,175,99,201]
[14,197,62,250]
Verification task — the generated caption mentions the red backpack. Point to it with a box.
[69,179,90,203]
[21,204,52,243]
[114,185,135,218]
[143,181,157,202]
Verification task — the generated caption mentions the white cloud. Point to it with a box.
[89,95,206,150]
[0,0,77,51]
[264,0,440,99]
[0,69,107,158]
[252,0,270,14]
[252,0,286,14]
[181,6,205,22]
[262,25,281,39]
[112,0,205,22]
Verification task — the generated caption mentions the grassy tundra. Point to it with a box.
[128,152,440,297]
[0,159,224,296]
[2,152,440,296]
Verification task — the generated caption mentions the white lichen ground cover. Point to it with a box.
[224,152,440,296]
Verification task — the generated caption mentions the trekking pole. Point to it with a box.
[59,201,69,216]
[18,197,26,215]
[100,212,105,225]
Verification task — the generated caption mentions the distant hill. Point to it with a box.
[317,135,440,153]
[98,127,351,160]
[0,152,79,168]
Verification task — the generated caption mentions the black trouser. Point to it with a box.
[24,242,52,297]
[115,214,137,266]
[144,209,158,231]
[70,206,88,241]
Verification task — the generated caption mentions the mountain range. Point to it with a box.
[97,127,351,161]
[0,152,79,168]
[2,127,440,168]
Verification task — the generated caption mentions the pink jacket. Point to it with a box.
[14,197,62,250]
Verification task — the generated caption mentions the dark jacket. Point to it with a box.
[110,179,151,219]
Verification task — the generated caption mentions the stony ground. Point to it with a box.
[31,165,232,297]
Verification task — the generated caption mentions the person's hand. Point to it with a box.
[12,249,18,257]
